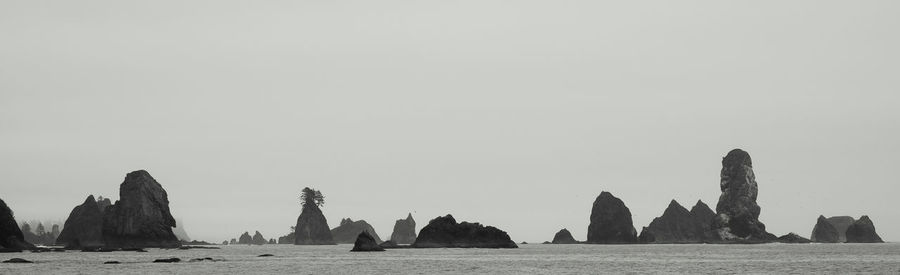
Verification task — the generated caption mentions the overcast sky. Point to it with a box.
[1,0,898,243]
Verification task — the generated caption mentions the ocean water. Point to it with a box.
[1,243,898,274]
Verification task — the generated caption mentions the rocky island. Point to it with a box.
[411,214,517,248]
[294,187,335,245]
[587,191,637,244]
[638,200,715,243]
[102,170,182,248]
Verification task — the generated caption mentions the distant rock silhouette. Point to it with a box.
[711,149,775,242]
[551,228,578,244]
[251,231,266,245]
[777,233,811,243]
[389,213,417,244]
[639,200,716,243]
[0,198,35,251]
[810,215,840,243]
[56,195,105,249]
[412,214,517,248]
[294,187,335,245]
[238,232,252,244]
[351,231,385,252]
[845,216,883,243]
[587,192,637,244]
[331,218,383,244]
[102,170,181,248]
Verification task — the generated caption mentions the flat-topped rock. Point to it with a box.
[412,215,517,248]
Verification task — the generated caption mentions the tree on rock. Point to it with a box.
[300,187,325,207]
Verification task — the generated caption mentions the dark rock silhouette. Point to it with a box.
[389,213,417,244]
[551,228,578,244]
[56,195,105,249]
[104,261,121,264]
[102,170,181,248]
[777,233,811,243]
[3,258,33,263]
[268,238,276,244]
[331,218,383,244]
[153,257,181,263]
[639,200,716,243]
[826,216,856,242]
[96,196,112,213]
[258,254,274,257]
[251,231,266,245]
[238,232,252,244]
[278,231,295,244]
[587,191,637,244]
[294,187,335,245]
[0,198,35,251]
[412,214,517,248]
[711,149,775,242]
[351,231,385,252]
[845,216,884,243]
[810,215,840,243]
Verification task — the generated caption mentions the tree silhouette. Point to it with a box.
[300,187,325,207]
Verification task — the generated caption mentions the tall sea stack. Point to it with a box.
[587,191,637,244]
[389,213,417,244]
[711,149,775,242]
[102,170,181,248]
[0,198,35,251]
[56,195,105,249]
[294,187,335,245]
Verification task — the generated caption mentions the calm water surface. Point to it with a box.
[1,243,898,274]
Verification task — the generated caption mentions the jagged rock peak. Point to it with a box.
[389,213,417,245]
[811,215,840,243]
[56,195,104,249]
[587,191,637,244]
[294,187,335,245]
[0,198,35,250]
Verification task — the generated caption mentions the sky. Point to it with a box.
[1,0,898,243]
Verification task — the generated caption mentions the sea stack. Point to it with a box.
[845,216,884,243]
[351,231,385,252]
[411,214,517,248]
[294,187,335,245]
[56,195,105,249]
[389,213,417,244]
[331,218,383,244]
[0,198,35,251]
[710,149,775,242]
[587,191,637,244]
[551,228,578,244]
[639,200,715,243]
[102,170,181,248]
[810,215,840,243]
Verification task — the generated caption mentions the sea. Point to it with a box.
[1,243,898,274]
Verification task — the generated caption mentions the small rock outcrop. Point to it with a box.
[294,187,335,245]
[331,218,383,244]
[351,231,385,252]
[810,215,840,243]
[0,198,35,251]
[711,149,775,242]
[777,233,811,243]
[845,216,884,243]
[551,228,578,244]
[412,215,517,248]
[639,200,716,243]
[587,192,637,244]
[102,170,181,248]
[56,195,105,249]
[389,213,417,244]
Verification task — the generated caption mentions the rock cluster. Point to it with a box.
[587,192,637,244]
[0,198,35,251]
[810,215,883,243]
[711,149,775,242]
[639,200,716,243]
[412,215,517,248]
[389,213,417,244]
[551,228,578,244]
[331,218,383,244]
[102,170,181,248]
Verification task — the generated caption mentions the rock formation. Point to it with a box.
[587,191,637,244]
[0,198,35,251]
[412,214,517,248]
[638,200,716,243]
[294,187,335,245]
[777,233,811,243]
[252,231,266,245]
[826,216,856,242]
[711,149,775,242]
[551,228,578,244]
[56,195,105,249]
[238,232,252,244]
[101,170,181,248]
[351,231,385,252]
[389,213,417,244]
[810,215,840,243]
[331,218,383,244]
[845,216,883,243]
